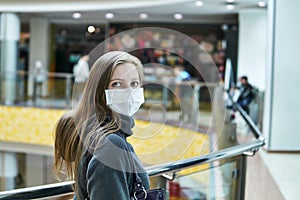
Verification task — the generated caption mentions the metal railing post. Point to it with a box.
[65,75,73,109]
[237,155,247,200]
[150,176,168,200]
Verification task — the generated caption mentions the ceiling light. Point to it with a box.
[195,1,204,7]
[139,13,149,19]
[87,25,96,33]
[226,0,235,3]
[226,4,235,10]
[72,12,82,19]
[174,13,183,20]
[105,13,114,19]
[258,1,267,7]
[221,24,229,31]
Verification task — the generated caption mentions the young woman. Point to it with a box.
[54,51,149,199]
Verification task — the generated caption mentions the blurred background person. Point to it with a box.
[33,60,47,103]
[174,65,193,122]
[231,76,254,114]
[174,65,191,82]
[73,54,90,101]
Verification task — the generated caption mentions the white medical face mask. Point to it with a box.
[105,88,145,116]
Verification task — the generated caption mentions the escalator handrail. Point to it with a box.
[227,90,265,141]
[234,102,264,140]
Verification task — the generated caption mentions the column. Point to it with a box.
[25,154,44,187]
[28,18,50,97]
[237,10,267,91]
[264,0,300,151]
[0,152,18,190]
[0,13,20,105]
[0,13,20,189]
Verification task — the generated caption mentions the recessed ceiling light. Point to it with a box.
[226,4,235,10]
[258,1,267,7]
[221,24,229,31]
[105,13,114,19]
[87,25,96,33]
[195,1,204,7]
[226,0,235,3]
[139,13,149,19]
[174,13,183,20]
[72,12,82,19]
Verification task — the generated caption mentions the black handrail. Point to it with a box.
[146,140,264,177]
[226,89,264,141]
[0,181,74,200]
[0,93,265,200]
[234,103,264,140]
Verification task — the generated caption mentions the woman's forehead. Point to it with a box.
[111,63,139,80]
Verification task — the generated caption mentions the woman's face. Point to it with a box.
[108,63,141,89]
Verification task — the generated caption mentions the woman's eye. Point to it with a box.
[130,81,139,88]
[111,82,121,88]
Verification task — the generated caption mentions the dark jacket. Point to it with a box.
[75,131,150,200]
[237,83,253,107]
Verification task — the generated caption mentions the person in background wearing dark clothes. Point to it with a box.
[54,51,149,200]
[236,76,253,114]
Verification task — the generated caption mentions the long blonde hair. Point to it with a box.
[54,51,144,196]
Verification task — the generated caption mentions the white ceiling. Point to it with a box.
[0,0,267,23]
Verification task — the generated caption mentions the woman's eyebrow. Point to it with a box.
[109,78,124,82]
[110,78,139,82]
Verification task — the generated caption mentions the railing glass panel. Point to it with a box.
[0,70,73,108]
[147,155,247,200]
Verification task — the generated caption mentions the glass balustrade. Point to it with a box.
[158,156,246,200]
[0,71,264,200]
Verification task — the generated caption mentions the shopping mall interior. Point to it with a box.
[0,0,299,199]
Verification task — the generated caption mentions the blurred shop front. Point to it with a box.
[1,11,240,191]
[14,17,239,106]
